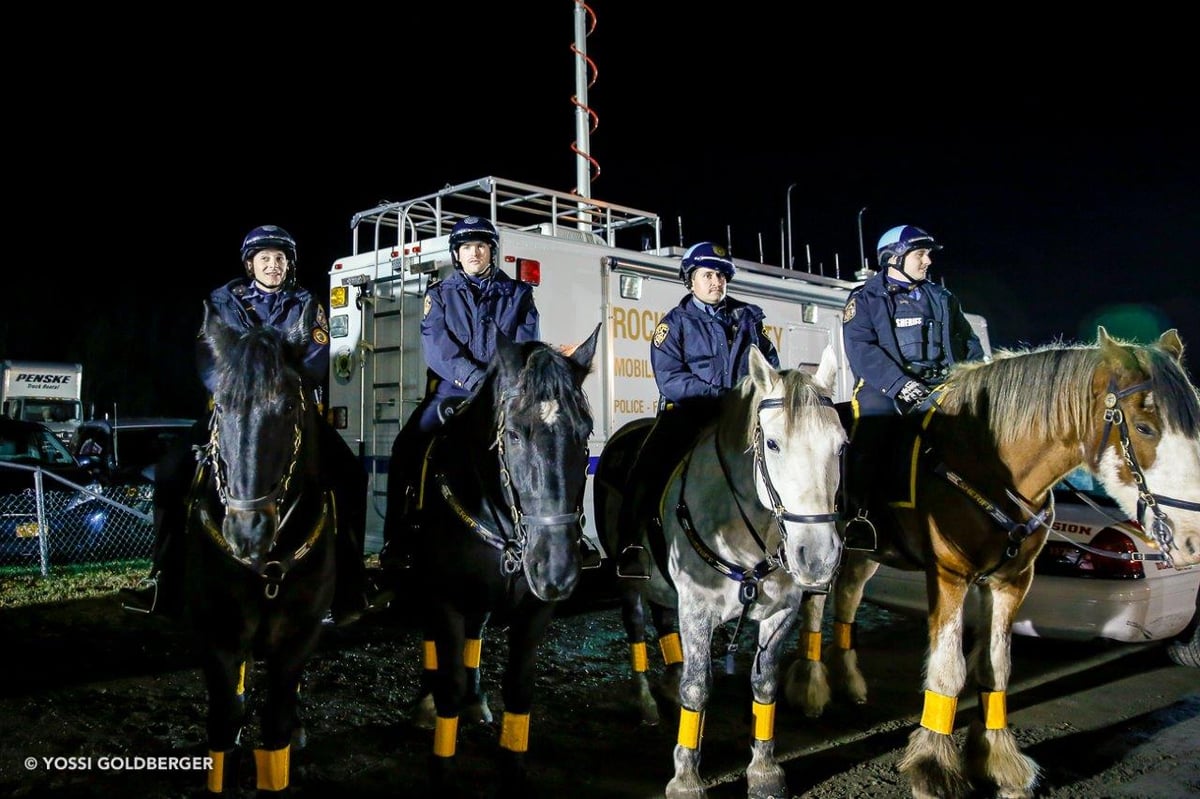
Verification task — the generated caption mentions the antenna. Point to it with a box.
[857,206,868,271]
[725,225,733,257]
[785,182,798,269]
[570,0,599,228]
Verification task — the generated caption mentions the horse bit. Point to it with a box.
[1094,376,1200,568]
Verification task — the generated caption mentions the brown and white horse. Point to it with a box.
[786,327,1200,799]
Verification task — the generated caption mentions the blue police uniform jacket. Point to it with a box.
[198,278,330,395]
[421,268,539,405]
[650,295,781,408]
[842,271,984,414]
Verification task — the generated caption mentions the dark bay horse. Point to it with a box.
[595,346,847,799]
[185,301,336,794]
[786,327,1200,799]
[411,325,600,794]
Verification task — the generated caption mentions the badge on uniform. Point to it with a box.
[842,298,856,323]
[653,322,669,348]
[313,328,329,345]
[423,294,432,319]
[315,303,329,331]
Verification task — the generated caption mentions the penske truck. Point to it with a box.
[325,177,992,554]
[1,360,84,443]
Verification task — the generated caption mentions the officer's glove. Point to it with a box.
[895,380,931,414]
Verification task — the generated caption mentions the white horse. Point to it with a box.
[596,346,846,799]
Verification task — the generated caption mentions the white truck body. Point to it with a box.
[1,360,84,443]
[325,177,992,554]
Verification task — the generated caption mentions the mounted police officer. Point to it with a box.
[615,241,781,578]
[379,216,603,582]
[841,224,985,538]
[122,225,373,625]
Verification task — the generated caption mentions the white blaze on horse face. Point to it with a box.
[539,400,560,426]
[1143,431,1200,564]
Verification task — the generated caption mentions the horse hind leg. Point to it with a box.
[619,583,660,725]
[461,623,494,725]
[653,600,684,707]
[783,591,831,718]
[963,574,1040,799]
[826,551,879,705]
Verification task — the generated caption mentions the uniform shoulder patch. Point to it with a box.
[842,297,856,323]
[315,303,328,331]
[653,322,669,348]
[423,293,432,319]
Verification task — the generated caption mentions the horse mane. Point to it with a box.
[213,326,297,409]
[727,367,829,448]
[499,343,593,433]
[939,335,1200,448]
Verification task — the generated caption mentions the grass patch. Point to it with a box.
[0,560,148,608]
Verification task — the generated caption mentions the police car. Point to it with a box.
[862,468,1200,667]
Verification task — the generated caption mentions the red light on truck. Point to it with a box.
[517,259,542,286]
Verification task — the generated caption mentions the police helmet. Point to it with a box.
[876,225,941,269]
[679,242,736,286]
[449,216,499,269]
[241,225,297,287]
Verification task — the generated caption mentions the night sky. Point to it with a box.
[6,7,1195,419]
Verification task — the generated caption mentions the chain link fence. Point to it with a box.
[0,463,155,576]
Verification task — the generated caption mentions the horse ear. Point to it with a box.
[1097,325,1139,370]
[565,323,602,377]
[814,345,838,396]
[1158,329,1184,362]
[493,323,524,377]
[748,345,778,394]
[200,300,238,363]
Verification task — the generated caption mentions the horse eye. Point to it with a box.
[1134,422,1156,437]
[766,439,780,452]
[506,430,521,443]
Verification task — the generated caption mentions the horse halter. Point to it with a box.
[489,390,586,576]
[1093,376,1200,567]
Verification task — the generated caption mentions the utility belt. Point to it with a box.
[904,361,949,382]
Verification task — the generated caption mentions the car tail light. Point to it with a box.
[1036,527,1145,579]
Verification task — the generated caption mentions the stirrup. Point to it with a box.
[580,539,603,570]
[616,545,651,580]
[842,509,878,551]
[121,577,159,615]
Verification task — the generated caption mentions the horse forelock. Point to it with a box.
[729,368,827,446]
[215,327,295,409]
[1140,345,1200,436]
[507,345,593,434]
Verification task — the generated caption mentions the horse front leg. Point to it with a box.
[665,600,716,799]
[825,550,880,705]
[619,581,660,725]
[255,632,317,795]
[745,607,798,799]
[496,604,556,797]
[783,591,831,717]
[199,650,247,795]
[428,609,467,793]
[898,564,971,799]
[462,613,493,725]
[964,569,1040,799]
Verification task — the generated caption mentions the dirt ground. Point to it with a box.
[1,568,1197,799]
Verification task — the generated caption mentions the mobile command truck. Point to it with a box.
[325,177,992,555]
[1,360,84,443]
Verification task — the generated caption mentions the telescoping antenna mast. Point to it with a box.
[571,1,600,230]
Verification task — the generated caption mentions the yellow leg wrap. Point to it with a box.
[660,632,684,666]
[677,707,705,749]
[423,640,438,671]
[751,701,775,742]
[253,745,290,792]
[980,690,1007,730]
[236,662,246,697]
[630,641,649,673]
[499,712,531,753]
[834,621,854,650]
[804,631,822,661]
[206,750,227,793]
[463,638,482,669]
[433,716,459,758]
[920,690,958,735]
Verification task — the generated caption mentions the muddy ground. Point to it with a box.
[1,568,1197,799]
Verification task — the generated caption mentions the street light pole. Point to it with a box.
[786,182,798,269]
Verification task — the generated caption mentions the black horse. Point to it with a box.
[185,300,336,794]
[408,324,600,795]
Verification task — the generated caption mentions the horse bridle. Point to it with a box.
[438,389,586,576]
[201,384,322,592]
[680,394,840,603]
[1093,377,1200,567]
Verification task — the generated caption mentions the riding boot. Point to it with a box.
[841,416,883,551]
[121,504,185,618]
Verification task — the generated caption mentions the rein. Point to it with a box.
[1092,377,1200,567]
